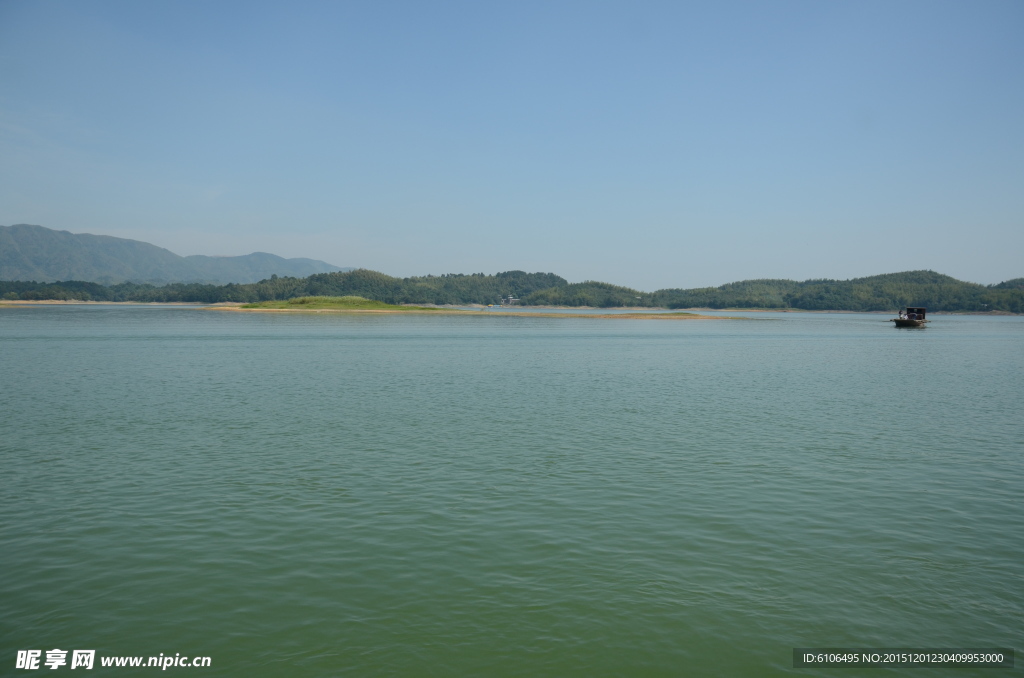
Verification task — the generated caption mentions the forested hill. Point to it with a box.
[651,271,1023,312]
[523,271,1023,312]
[0,224,347,284]
[0,269,571,306]
[1,269,1022,313]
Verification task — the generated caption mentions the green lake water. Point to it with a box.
[1,306,1021,676]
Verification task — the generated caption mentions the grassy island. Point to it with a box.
[239,295,447,312]
[224,296,723,319]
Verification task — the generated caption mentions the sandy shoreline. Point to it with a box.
[0,299,1014,315]
[210,306,727,320]
[0,300,233,306]
[0,299,724,318]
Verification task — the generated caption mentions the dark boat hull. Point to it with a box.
[892,318,927,327]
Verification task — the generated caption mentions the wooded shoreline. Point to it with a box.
[2,269,1022,313]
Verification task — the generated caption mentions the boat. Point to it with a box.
[891,306,928,327]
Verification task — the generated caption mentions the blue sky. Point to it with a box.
[1,0,1021,289]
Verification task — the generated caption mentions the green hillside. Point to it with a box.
[652,271,1023,312]
[0,269,569,305]
[524,281,653,307]
[651,279,799,309]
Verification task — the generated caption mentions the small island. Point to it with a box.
[238,296,444,312]
[224,296,722,319]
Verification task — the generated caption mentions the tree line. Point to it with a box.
[2,269,1022,313]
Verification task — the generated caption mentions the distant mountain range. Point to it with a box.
[0,224,349,284]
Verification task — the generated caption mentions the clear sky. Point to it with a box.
[1,0,1021,290]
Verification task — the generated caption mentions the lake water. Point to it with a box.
[1,306,1021,676]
